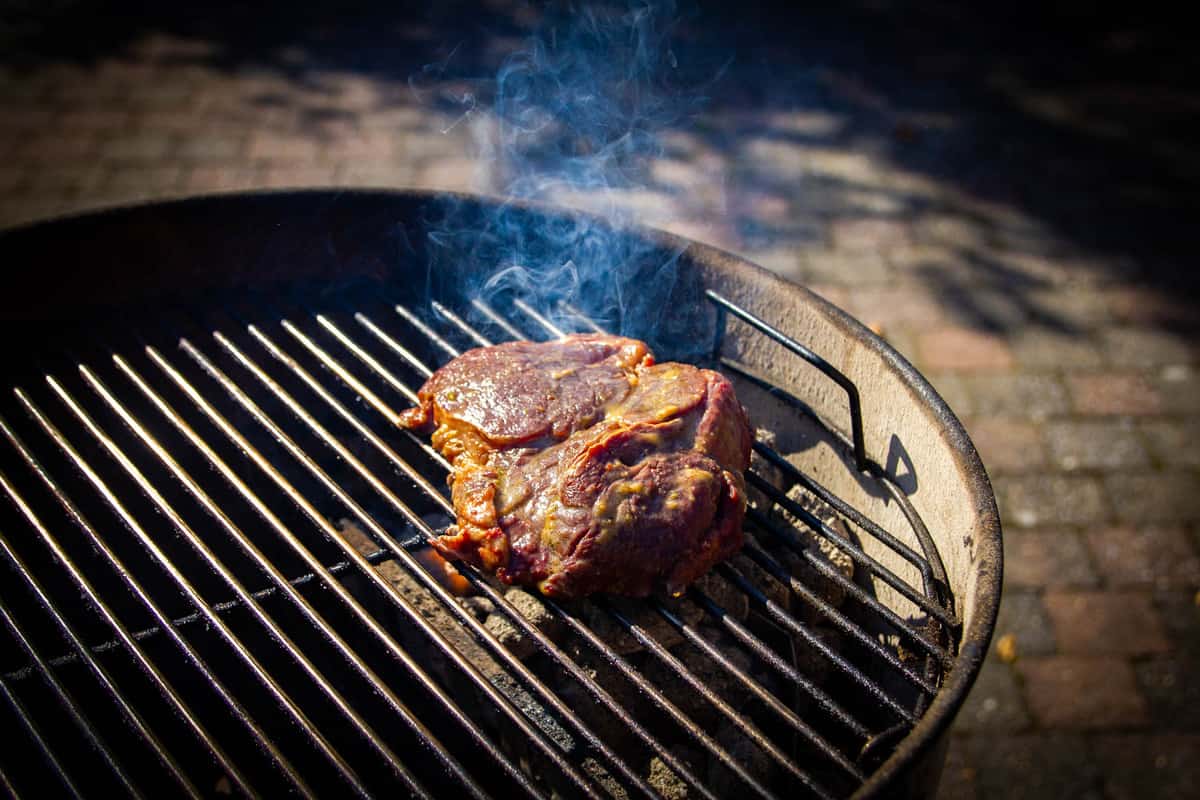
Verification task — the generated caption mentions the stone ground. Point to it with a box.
[1,2,1197,798]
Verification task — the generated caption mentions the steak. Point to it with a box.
[399,333,752,598]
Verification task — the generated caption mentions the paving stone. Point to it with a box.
[992,591,1056,658]
[26,164,107,194]
[1025,287,1113,327]
[1104,473,1200,524]
[953,659,1031,733]
[1067,372,1164,416]
[0,165,22,192]
[176,135,248,161]
[0,106,55,130]
[322,132,402,161]
[961,374,1070,420]
[965,417,1046,474]
[416,157,484,192]
[1153,366,1200,414]
[1102,327,1196,367]
[966,733,1102,800]
[104,166,186,195]
[935,735,978,800]
[1043,590,1170,655]
[126,81,197,110]
[260,165,343,188]
[843,283,947,328]
[1106,285,1200,328]
[20,133,96,161]
[917,327,1015,371]
[185,165,263,193]
[99,132,175,162]
[886,243,970,279]
[57,109,132,131]
[247,132,322,162]
[1003,529,1097,589]
[912,213,987,249]
[763,109,846,137]
[339,164,419,188]
[1092,734,1200,800]
[1140,420,1200,468]
[800,249,892,286]
[987,251,1099,287]
[1043,420,1150,471]
[1018,656,1149,729]
[941,286,1038,331]
[1009,327,1104,369]
[1152,589,1200,651]
[1136,657,1200,731]
[1086,526,1200,588]
[830,217,912,252]
[997,474,1109,528]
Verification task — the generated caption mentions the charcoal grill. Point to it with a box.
[0,190,1001,799]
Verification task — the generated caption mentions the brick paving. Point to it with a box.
[2,2,1198,798]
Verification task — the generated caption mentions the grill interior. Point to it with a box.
[0,275,961,799]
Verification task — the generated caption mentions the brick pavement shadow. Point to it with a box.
[3,0,1198,333]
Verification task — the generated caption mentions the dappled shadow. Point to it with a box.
[2,0,1198,334]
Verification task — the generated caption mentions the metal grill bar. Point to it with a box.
[0,665,83,799]
[540,589,780,800]
[459,302,944,699]
[748,445,956,629]
[0,764,20,800]
[600,597,853,795]
[328,308,890,745]
[649,597,868,767]
[0,461,255,797]
[252,316,674,799]
[0,407,313,797]
[154,337,549,800]
[0,576,143,799]
[471,298,529,341]
[0,485,207,800]
[175,332,590,799]
[220,315,734,800]
[389,303,864,797]
[41,376,378,795]
[716,562,916,724]
[126,348,520,800]
[12,387,327,798]
[746,472,956,638]
[110,352,483,797]
[242,308,730,800]
[493,294,957,713]
[738,532,935,694]
[0,547,395,680]
[683,586,871,738]
[84,362,443,799]
[0,281,961,799]
[248,309,819,799]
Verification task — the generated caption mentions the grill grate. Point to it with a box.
[0,287,959,799]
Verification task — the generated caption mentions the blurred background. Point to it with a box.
[2,1,1197,797]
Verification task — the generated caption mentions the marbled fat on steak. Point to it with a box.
[398,333,752,598]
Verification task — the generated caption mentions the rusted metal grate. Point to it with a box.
[0,285,959,799]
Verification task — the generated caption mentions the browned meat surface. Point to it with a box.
[399,333,752,598]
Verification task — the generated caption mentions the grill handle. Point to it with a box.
[707,290,868,472]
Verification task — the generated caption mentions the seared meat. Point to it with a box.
[399,333,752,598]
